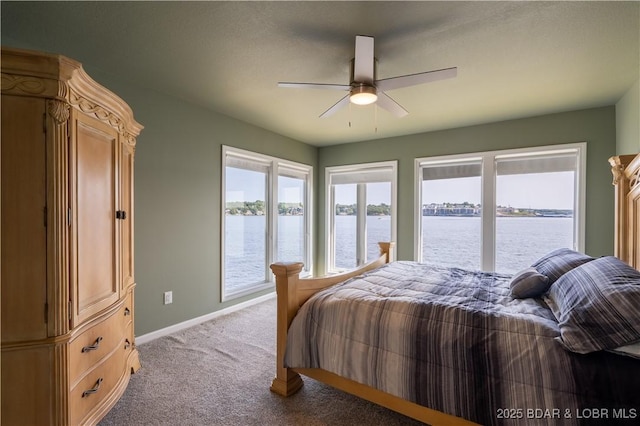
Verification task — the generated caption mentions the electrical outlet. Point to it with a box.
[163,291,173,305]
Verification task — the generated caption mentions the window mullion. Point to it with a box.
[328,184,336,271]
[575,149,587,252]
[268,163,278,279]
[265,162,274,281]
[302,174,311,275]
[357,183,367,265]
[414,163,421,261]
[481,156,496,271]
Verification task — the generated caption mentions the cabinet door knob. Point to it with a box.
[124,339,131,350]
[82,378,103,397]
[115,210,127,220]
[81,336,103,352]
[124,307,131,316]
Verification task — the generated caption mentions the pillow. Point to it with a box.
[531,248,595,284]
[545,256,640,354]
[509,267,550,299]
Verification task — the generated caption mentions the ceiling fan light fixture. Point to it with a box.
[350,84,377,105]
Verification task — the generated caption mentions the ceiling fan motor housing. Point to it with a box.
[349,57,378,105]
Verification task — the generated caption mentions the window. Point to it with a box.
[222,146,312,300]
[415,144,585,273]
[419,158,482,270]
[277,170,308,265]
[326,161,397,273]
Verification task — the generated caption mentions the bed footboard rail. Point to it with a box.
[269,242,395,396]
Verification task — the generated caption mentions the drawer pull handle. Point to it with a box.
[124,339,131,350]
[82,336,103,352]
[82,378,103,398]
[124,307,131,316]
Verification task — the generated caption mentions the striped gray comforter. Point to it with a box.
[285,261,640,425]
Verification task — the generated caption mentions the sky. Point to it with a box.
[226,167,575,210]
[226,168,304,203]
[329,173,575,209]
[422,172,575,210]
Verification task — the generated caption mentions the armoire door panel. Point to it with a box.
[121,143,135,289]
[71,113,119,325]
[1,95,48,342]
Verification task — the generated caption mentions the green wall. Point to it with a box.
[616,79,640,155]
[81,70,318,336]
[316,107,617,273]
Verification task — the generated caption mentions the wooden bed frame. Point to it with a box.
[270,154,640,425]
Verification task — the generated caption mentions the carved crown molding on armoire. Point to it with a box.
[610,153,640,270]
[1,46,143,425]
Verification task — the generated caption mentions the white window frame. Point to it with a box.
[221,146,313,301]
[414,143,586,271]
[325,160,398,274]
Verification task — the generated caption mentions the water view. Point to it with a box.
[336,215,572,273]
[225,214,574,291]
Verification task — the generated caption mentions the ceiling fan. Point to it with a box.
[278,35,457,118]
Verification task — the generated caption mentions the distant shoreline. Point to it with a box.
[225,201,572,218]
[226,213,572,218]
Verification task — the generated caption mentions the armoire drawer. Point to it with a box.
[69,299,131,386]
[69,343,127,426]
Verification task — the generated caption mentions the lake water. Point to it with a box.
[335,215,573,273]
[225,215,574,291]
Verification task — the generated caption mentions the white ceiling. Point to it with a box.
[2,1,638,146]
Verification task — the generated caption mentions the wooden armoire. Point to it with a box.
[610,154,640,270]
[1,47,142,425]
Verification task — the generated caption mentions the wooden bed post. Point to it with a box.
[378,241,395,263]
[269,262,304,396]
[269,242,395,398]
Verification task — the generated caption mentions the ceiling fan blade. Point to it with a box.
[353,35,375,84]
[376,67,457,92]
[278,82,350,91]
[376,92,409,118]
[319,94,350,118]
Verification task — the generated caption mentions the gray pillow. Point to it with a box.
[509,267,550,299]
[531,248,595,284]
[545,256,640,354]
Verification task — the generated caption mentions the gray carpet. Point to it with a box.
[99,298,424,425]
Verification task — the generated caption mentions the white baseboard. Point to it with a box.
[135,292,275,345]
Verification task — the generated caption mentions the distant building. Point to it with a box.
[422,203,480,216]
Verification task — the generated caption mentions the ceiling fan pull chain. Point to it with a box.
[374,104,378,133]
[348,102,352,128]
